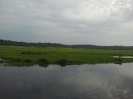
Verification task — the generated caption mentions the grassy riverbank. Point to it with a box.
[0,45,133,65]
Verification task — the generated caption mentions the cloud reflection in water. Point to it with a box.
[0,63,133,99]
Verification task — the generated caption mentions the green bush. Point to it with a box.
[38,58,49,64]
[57,59,67,66]
[24,59,32,63]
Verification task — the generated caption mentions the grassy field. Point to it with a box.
[0,45,133,65]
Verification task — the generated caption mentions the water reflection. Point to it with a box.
[38,64,49,68]
[0,64,133,99]
[113,56,133,58]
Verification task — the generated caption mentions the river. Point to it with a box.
[0,63,133,99]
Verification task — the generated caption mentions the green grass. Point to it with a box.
[0,45,133,65]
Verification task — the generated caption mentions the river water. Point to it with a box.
[0,63,133,99]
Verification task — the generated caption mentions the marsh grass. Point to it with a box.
[0,45,133,65]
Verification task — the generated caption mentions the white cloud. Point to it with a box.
[0,0,133,45]
[61,0,112,21]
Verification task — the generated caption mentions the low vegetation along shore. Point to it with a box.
[0,45,133,66]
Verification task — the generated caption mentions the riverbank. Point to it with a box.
[0,45,133,66]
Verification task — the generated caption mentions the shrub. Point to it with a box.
[24,59,32,63]
[38,58,49,64]
[21,51,41,54]
[57,59,67,66]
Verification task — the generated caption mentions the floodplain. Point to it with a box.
[0,45,133,65]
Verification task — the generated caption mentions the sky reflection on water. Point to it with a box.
[0,63,133,99]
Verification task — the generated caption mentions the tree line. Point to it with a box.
[0,39,133,50]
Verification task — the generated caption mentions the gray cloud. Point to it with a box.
[0,0,133,45]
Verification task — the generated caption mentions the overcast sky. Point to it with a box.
[0,0,133,45]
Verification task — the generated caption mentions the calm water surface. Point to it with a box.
[0,63,133,99]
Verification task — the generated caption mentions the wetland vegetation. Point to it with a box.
[0,45,133,66]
